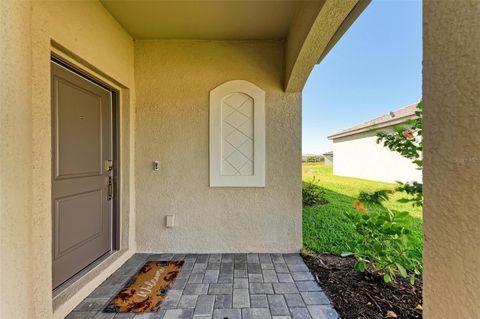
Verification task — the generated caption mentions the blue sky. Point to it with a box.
[302,0,422,154]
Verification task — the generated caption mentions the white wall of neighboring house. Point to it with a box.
[332,128,422,183]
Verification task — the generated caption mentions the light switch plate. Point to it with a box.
[165,215,175,228]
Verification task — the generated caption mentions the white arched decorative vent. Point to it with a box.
[209,80,265,187]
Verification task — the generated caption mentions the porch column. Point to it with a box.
[0,0,35,318]
[423,0,480,317]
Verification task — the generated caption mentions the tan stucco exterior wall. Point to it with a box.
[2,1,137,318]
[0,1,34,318]
[423,1,480,318]
[134,40,302,253]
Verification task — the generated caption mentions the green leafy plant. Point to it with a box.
[376,101,423,207]
[357,189,393,208]
[345,190,422,284]
[302,178,328,207]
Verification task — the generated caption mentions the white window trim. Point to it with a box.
[209,80,265,187]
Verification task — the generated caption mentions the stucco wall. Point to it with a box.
[134,40,302,253]
[332,129,422,183]
[423,1,480,318]
[0,1,34,318]
[3,1,137,318]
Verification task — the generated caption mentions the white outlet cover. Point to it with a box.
[165,215,175,228]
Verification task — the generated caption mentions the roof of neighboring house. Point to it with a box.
[328,103,419,140]
[323,151,333,156]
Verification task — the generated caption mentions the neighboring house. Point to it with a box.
[328,103,422,183]
[323,151,334,165]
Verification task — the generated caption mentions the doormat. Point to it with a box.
[104,260,184,313]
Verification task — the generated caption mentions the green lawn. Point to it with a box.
[302,163,423,257]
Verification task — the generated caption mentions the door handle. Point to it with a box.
[104,160,113,172]
[107,176,113,201]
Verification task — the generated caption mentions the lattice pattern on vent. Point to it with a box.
[221,93,254,176]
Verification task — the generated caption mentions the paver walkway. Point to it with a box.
[66,253,338,319]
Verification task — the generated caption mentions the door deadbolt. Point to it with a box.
[107,176,113,201]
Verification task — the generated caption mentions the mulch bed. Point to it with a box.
[302,254,423,319]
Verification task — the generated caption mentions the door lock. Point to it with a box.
[107,176,114,201]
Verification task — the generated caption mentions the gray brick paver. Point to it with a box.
[66,312,97,319]
[296,281,321,292]
[214,294,232,309]
[114,313,135,319]
[247,254,260,264]
[232,288,250,308]
[249,282,274,294]
[258,254,272,264]
[196,254,209,263]
[172,279,188,290]
[287,264,309,273]
[307,305,339,319]
[292,272,315,282]
[301,292,330,305]
[271,254,285,264]
[183,284,209,295]
[192,263,207,274]
[203,270,219,283]
[208,283,233,295]
[274,263,290,273]
[133,313,162,319]
[162,289,183,309]
[248,274,263,282]
[234,262,247,270]
[250,294,269,308]
[285,294,306,308]
[206,262,220,270]
[267,295,289,316]
[194,295,215,317]
[93,312,116,319]
[233,278,248,289]
[262,269,279,283]
[283,254,304,265]
[188,273,204,283]
[163,309,194,319]
[213,308,241,319]
[209,254,222,263]
[273,283,299,294]
[242,308,272,319]
[290,308,313,319]
[217,271,233,283]
[234,269,247,278]
[261,263,275,270]
[221,254,234,263]
[277,273,294,283]
[247,263,262,274]
[178,294,198,309]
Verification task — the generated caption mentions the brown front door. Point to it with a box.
[51,61,113,289]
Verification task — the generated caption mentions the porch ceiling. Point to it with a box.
[100,0,303,40]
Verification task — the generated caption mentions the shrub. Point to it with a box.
[357,189,393,208]
[302,178,328,206]
[345,190,422,284]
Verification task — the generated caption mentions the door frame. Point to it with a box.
[51,55,121,291]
